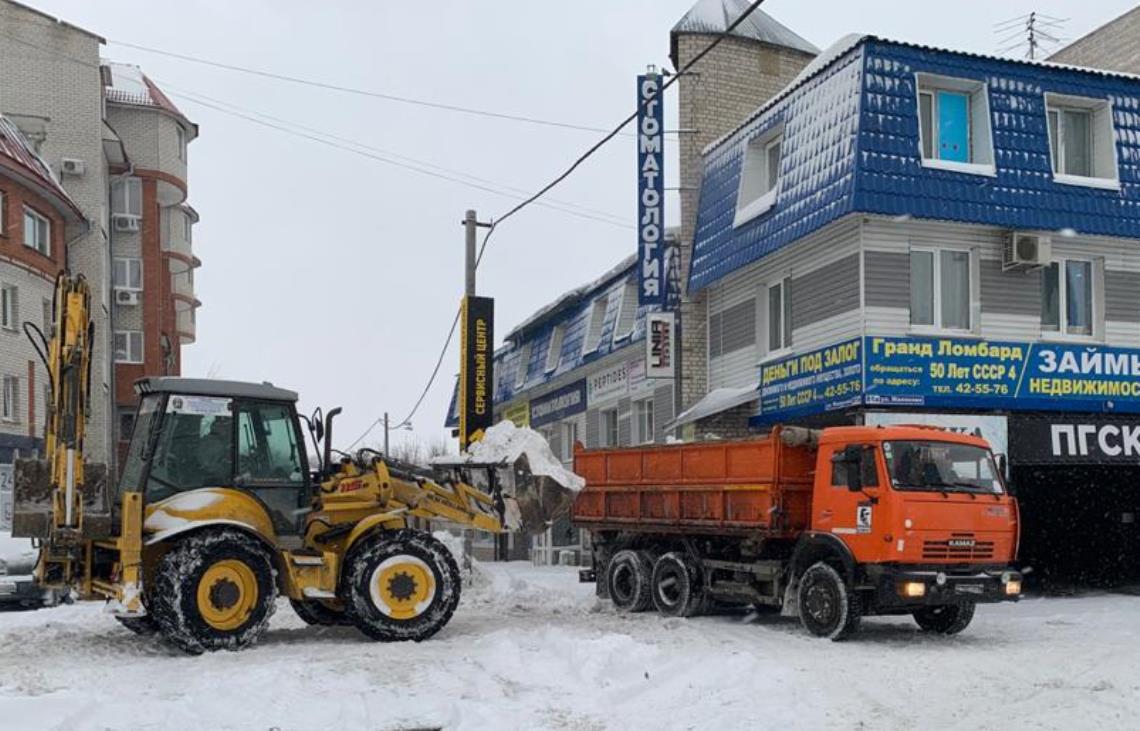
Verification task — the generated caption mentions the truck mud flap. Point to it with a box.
[11,458,113,539]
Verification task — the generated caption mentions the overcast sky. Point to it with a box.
[31,0,1140,453]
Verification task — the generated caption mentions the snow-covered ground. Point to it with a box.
[1,561,1137,731]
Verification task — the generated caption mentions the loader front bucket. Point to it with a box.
[11,458,113,539]
[501,454,576,536]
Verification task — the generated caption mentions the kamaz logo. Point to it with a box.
[948,539,975,548]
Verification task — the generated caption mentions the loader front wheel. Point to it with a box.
[150,528,278,654]
[345,530,460,642]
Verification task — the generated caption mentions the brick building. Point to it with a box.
[0,1,200,485]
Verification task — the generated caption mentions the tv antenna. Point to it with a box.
[995,12,1069,59]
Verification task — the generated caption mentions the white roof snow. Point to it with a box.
[672,0,819,56]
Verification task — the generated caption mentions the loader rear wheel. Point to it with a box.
[651,552,704,617]
[150,528,277,654]
[607,549,654,613]
[291,598,352,626]
[913,602,976,635]
[797,561,862,641]
[345,530,460,642]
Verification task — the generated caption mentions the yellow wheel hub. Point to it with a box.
[197,559,259,631]
[370,556,435,620]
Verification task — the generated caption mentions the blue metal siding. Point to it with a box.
[688,46,864,292]
[855,41,1140,237]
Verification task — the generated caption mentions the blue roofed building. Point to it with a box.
[681,33,1140,585]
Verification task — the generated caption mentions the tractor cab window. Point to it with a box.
[146,396,235,501]
[236,402,304,486]
[119,395,161,493]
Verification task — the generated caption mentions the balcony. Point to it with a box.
[176,302,196,344]
[170,268,195,303]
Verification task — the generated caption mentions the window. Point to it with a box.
[113,330,144,363]
[767,279,792,352]
[545,325,564,373]
[514,343,531,389]
[111,177,142,217]
[1,376,17,422]
[183,212,192,242]
[23,207,50,256]
[634,398,654,444]
[735,127,784,226]
[1045,94,1117,184]
[884,440,1003,494]
[176,126,186,161]
[583,297,608,353]
[118,408,136,443]
[237,403,304,485]
[113,257,143,291]
[910,248,972,331]
[831,446,879,488]
[600,409,619,448]
[709,298,757,358]
[560,421,577,462]
[1,284,16,331]
[612,281,638,342]
[1042,259,1094,336]
[916,74,993,173]
[146,396,234,500]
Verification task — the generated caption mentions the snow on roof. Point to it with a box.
[504,254,636,342]
[0,115,83,219]
[672,0,819,56]
[103,62,196,132]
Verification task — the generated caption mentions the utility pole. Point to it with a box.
[465,209,477,298]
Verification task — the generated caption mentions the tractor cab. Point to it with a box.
[122,377,312,536]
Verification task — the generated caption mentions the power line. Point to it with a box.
[351,0,771,449]
[109,38,639,137]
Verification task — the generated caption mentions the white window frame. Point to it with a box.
[600,408,619,448]
[633,397,655,445]
[113,257,144,291]
[1,284,17,331]
[583,296,609,353]
[514,342,531,389]
[1,375,18,422]
[176,125,187,161]
[113,330,144,364]
[111,177,143,217]
[544,325,565,373]
[909,246,978,334]
[561,421,578,463]
[763,277,793,358]
[734,126,784,227]
[1044,93,1119,190]
[1041,257,1100,340]
[612,280,638,343]
[915,73,995,177]
[23,207,50,256]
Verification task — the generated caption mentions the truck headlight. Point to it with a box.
[900,581,926,598]
[1004,579,1022,596]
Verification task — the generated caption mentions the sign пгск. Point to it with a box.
[637,72,664,307]
[1009,415,1140,464]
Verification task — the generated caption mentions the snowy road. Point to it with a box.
[1,562,1137,731]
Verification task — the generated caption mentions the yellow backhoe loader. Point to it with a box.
[12,273,519,654]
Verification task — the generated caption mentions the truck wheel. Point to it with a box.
[650,552,704,617]
[345,530,461,642]
[607,549,653,612]
[115,614,159,636]
[290,598,352,626]
[150,528,278,655]
[913,602,976,635]
[797,561,862,640]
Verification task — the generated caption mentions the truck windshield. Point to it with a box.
[883,441,1003,494]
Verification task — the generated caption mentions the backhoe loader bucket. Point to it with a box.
[504,454,576,535]
[11,458,113,539]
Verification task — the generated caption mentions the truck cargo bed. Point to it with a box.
[572,431,815,538]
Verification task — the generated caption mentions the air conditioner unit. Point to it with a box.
[60,158,85,176]
[113,215,140,233]
[115,289,141,306]
[1002,231,1051,271]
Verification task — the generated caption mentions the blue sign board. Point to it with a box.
[753,335,1140,425]
[637,73,665,307]
[759,338,863,421]
[530,379,587,428]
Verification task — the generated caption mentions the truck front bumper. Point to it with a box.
[865,566,1023,610]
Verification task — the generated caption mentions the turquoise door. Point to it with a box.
[937,91,969,162]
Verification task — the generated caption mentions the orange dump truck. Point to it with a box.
[571,425,1022,639]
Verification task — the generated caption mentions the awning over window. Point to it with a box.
[664,385,758,431]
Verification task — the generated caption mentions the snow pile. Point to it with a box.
[458,420,585,492]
